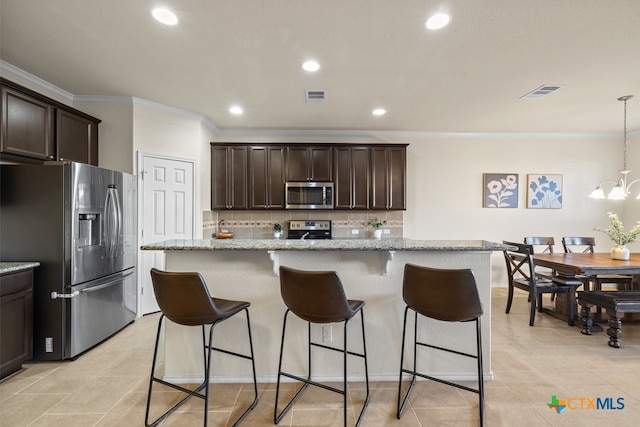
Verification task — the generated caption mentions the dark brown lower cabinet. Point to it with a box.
[0,269,34,379]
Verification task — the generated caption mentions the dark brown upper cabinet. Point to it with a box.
[210,142,406,211]
[211,145,248,210]
[249,146,285,209]
[1,79,100,165]
[286,146,332,182]
[57,109,99,165]
[1,85,54,161]
[334,146,370,210]
[370,146,406,210]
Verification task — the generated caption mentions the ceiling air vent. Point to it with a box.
[520,85,565,100]
[305,90,326,102]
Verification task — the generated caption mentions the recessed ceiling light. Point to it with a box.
[302,60,320,72]
[152,8,178,26]
[229,106,244,115]
[372,108,386,116]
[425,13,450,30]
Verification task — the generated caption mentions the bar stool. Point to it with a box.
[397,264,485,426]
[274,266,370,427]
[145,268,258,427]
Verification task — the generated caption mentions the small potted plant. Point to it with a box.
[273,222,283,239]
[367,216,387,240]
[594,212,640,260]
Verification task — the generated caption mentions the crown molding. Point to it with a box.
[73,95,220,134]
[216,128,623,140]
[0,60,74,103]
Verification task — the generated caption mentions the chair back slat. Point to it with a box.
[562,236,595,254]
[523,236,555,253]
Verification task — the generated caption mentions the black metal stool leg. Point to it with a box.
[275,310,310,424]
[145,316,212,427]
[476,318,484,427]
[397,307,417,418]
[343,320,348,427]
[145,315,164,426]
[229,308,259,427]
[354,308,370,427]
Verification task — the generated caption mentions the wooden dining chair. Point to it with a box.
[503,241,580,326]
[524,236,584,292]
[523,237,556,280]
[561,237,633,291]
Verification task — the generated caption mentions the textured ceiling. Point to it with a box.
[1,0,639,134]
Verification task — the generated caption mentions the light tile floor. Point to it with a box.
[2,288,640,426]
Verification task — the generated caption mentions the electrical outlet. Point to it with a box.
[322,325,332,342]
[383,229,391,234]
[351,229,359,235]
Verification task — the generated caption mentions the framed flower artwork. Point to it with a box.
[483,173,519,208]
[527,174,563,209]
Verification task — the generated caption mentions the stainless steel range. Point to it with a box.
[287,220,332,239]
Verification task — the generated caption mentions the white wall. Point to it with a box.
[132,105,217,238]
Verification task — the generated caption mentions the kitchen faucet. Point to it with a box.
[300,232,310,240]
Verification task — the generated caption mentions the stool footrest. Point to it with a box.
[400,369,481,395]
[146,377,207,426]
[280,371,345,395]
[417,341,478,360]
[311,341,366,359]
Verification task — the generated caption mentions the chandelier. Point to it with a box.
[589,95,640,200]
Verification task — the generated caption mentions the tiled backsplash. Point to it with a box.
[203,210,404,239]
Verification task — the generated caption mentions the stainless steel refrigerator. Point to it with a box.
[1,162,137,360]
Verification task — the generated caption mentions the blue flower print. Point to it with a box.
[528,175,562,208]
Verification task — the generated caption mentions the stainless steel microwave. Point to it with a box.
[285,182,334,209]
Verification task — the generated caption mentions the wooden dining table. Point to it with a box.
[532,252,640,329]
[532,252,640,277]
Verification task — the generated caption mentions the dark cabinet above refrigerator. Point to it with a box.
[0,78,100,166]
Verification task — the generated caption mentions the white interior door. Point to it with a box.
[138,153,195,315]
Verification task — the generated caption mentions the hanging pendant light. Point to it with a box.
[589,95,640,200]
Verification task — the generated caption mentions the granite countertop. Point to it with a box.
[141,238,509,252]
[0,262,40,275]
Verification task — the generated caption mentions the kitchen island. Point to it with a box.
[141,239,507,384]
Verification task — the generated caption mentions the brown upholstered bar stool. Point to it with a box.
[145,268,258,427]
[397,264,485,426]
[274,266,370,427]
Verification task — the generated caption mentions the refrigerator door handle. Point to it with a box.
[80,275,126,294]
[104,187,113,256]
[51,291,80,299]
[104,185,120,258]
[79,268,134,295]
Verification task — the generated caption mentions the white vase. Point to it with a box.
[610,245,630,260]
[373,229,383,240]
[274,231,282,239]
